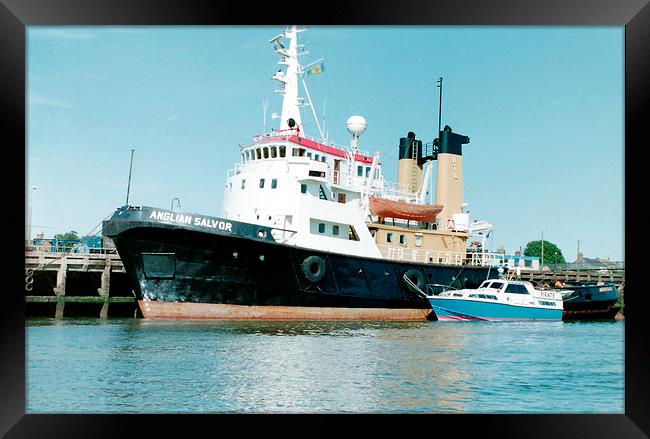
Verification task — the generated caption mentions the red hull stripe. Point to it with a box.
[436,316,560,322]
[138,300,431,321]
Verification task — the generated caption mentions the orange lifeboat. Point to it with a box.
[369,197,443,222]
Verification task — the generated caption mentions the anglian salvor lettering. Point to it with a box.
[149,210,232,232]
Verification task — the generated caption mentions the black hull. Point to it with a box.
[561,283,621,320]
[103,206,499,320]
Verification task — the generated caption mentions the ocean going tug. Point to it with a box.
[102,26,507,320]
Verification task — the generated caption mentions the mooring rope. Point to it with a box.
[402,273,429,299]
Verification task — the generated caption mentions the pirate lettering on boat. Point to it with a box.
[148,210,233,232]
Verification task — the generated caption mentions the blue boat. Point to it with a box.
[426,279,564,321]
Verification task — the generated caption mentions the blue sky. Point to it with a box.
[26,26,624,261]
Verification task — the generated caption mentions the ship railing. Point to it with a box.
[250,132,371,157]
[377,245,506,267]
[226,162,244,179]
[25,244,118,255]
[377,181,419,202]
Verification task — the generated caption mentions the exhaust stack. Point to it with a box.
[397,132,423,193]
[434,125,470,230]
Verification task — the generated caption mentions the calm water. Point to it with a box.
[26,318,624,413]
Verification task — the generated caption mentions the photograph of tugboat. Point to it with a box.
[103,25,507,321]
[25,25,625,415]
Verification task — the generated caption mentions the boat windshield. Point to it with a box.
[487,281,504,290]
[504,283,529,295]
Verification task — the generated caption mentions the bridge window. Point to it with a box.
[263,147,269,159]
[415,235,422,247]
[357,165,363,176]
[307,152,312,159]
[315,154,319,161]
[321,156,326,162]
[241,179,246,189]
[332,225,339,235]
[399,235,407,245]
[366,167,371,177]
[387,233,393,243]
[259,178,265,188]
[318,223,325,233]
[279,145,286,157]
[256,148,262,160]
[300,183,307,194]
[271,146,277,158]
[271,179,277,189]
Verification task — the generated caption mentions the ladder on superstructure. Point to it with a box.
[411,137,418,193]
[347,151,354,187]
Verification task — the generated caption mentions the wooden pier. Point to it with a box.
[24,250,137,318]
[24,250,625,319]
[507,268,625,286]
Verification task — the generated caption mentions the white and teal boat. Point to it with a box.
[426,279,564,321]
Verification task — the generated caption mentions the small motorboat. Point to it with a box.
[425,279,564,321]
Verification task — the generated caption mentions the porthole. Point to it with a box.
[257,230,267,239]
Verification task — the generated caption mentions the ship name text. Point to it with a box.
[148,210,233,232]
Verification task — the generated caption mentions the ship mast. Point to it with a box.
[271,26,304,132]
[270,26,326,141]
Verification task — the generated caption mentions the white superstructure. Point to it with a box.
[221,26,500,264]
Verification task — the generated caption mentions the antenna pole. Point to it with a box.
[125,149,135,206]
[542,230,544,271]
[263,99,268,133]
[436,77,443,134]
[300,74,325,141]
[322,97,327,142]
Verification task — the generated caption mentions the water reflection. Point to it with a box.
[26,318,624,413]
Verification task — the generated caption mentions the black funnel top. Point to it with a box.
[398,132,422,160]
[438,125,470,156]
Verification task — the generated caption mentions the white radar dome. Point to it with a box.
[346,115,367,137]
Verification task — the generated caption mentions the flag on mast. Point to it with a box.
[306,63,325,75]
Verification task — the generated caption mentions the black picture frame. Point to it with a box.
[2,0,648,437]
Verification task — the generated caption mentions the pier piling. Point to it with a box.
[25,250,136,319]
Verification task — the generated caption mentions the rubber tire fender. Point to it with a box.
[302,255,327,283]
[403,268,426,294]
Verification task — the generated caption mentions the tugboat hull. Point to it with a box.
[103,206,499,320]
